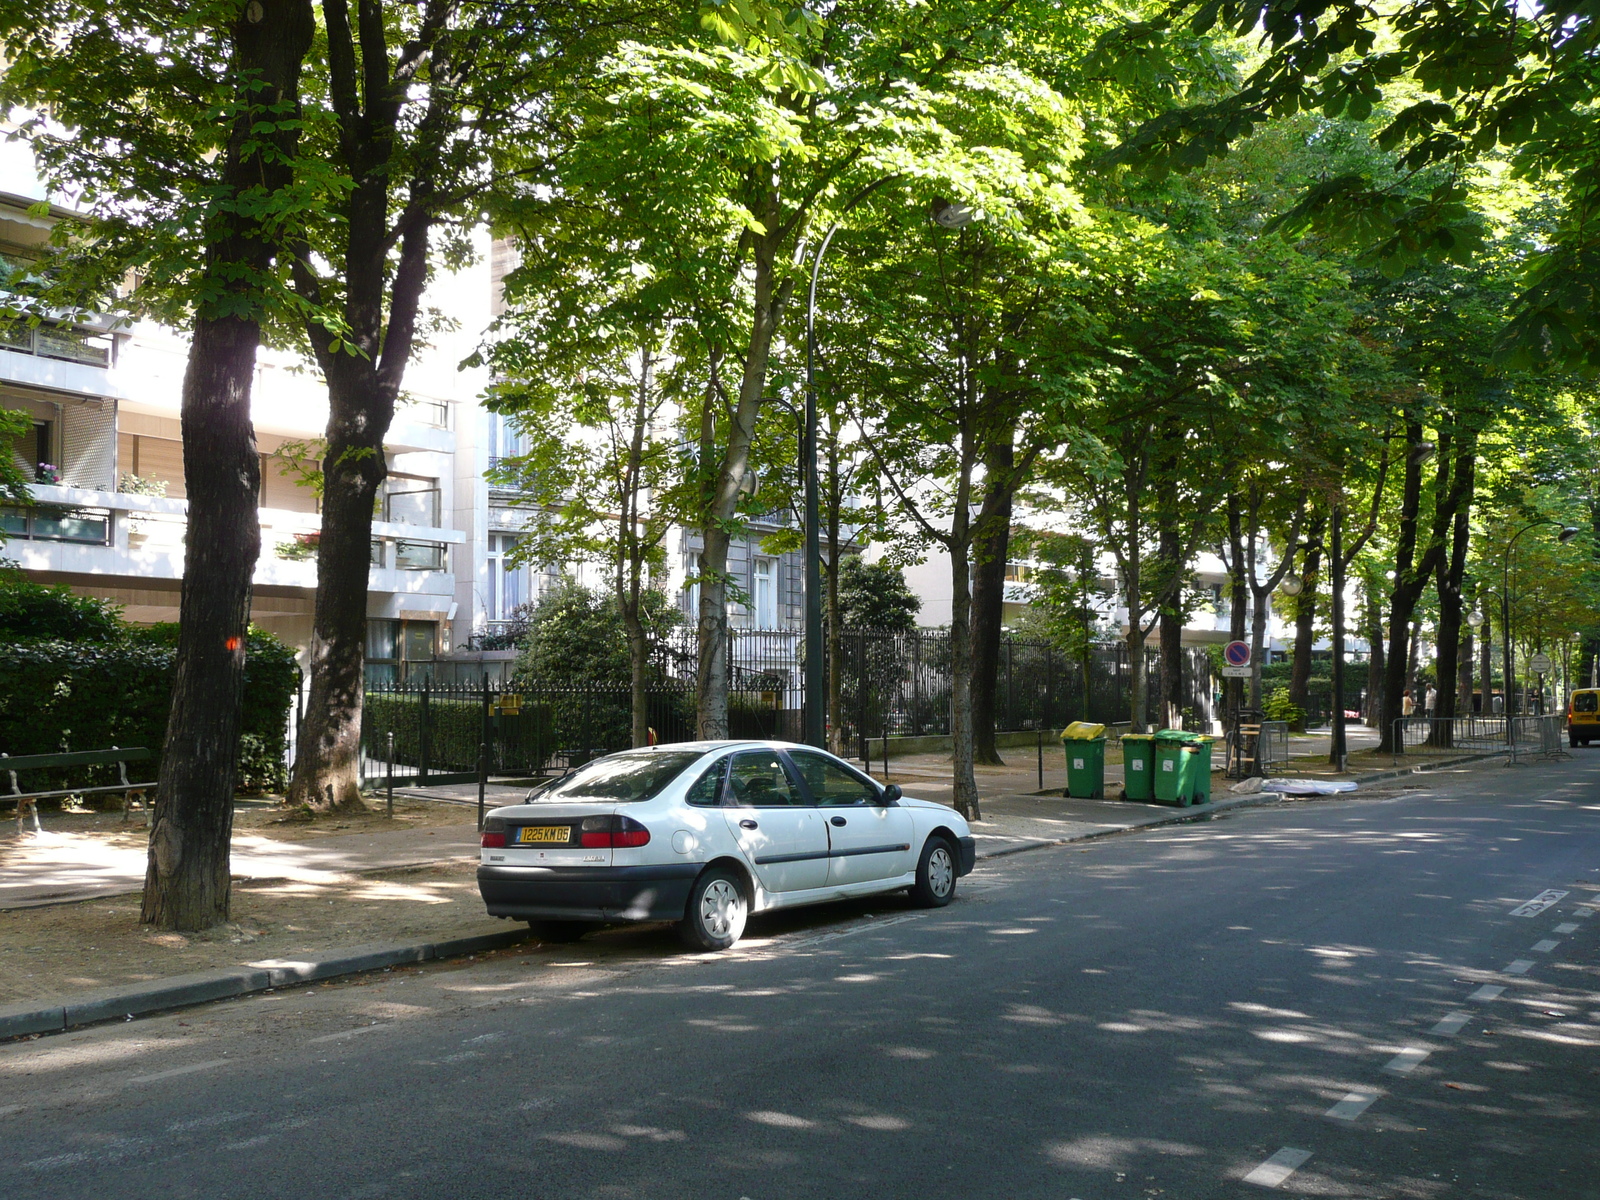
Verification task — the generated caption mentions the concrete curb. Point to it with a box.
[0,927,533,1042]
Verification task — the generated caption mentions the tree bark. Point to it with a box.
[1364,586,1385,727]
[1289,512,1326,722]
[970,430,1014,764]
[1225,495,1248,728]
[1156,520,1184,729]
[1433,445,1476,728]
[287,2,455,811]
[1328,504,1348,768]
[1479,613,1492,711]
[697,223,787,739]
[143,0,314,930]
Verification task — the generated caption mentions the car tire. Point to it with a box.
[679,867,748,952]
[910,836,958,908]
[528,919,592,943]
[1572,735,1580,748]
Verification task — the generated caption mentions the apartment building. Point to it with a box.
[1,192,471,678]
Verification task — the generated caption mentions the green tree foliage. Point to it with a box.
[0,570,126,642]
[836,558,920,633]
[513,579,681,688]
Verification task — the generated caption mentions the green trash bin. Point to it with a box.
[1061,722,1107,799]
[1121,733,1156,801]
[1180,736,1215,804]
[1152,730,1193,805]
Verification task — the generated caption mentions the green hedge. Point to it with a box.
[0,628,298,795]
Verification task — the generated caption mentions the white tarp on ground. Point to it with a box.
[1231,776,1358,796]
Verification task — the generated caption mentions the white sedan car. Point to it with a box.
[477,740,975,951]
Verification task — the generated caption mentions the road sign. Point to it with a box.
[1224,640,1251,667]
[1221,665,1253,679]
[1529,651,1553,675]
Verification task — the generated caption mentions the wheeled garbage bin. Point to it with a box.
[1061,721,1107,799]
[1153,730,1194,805]
[1179,736,1215,804]
[1120,733,1155,801]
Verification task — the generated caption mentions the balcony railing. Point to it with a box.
[0,320,114,368]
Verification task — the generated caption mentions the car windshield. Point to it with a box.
[531,751,703,804]
[1576,692,1599,713]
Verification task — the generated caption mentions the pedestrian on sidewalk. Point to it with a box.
[1402,690,1415,717]
[1425,684,1438,718]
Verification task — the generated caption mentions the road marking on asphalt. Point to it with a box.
[1384,1047,1430,1074]
[1532,939,1560,953]
[1577,906,1597,918]
[1469,985,1505,1001]
[1430,1012,1470,1036]
[128,1058,230,1085]
[1554,922,1579,934]
[1243,1147,1313,1188]
[1510,890,1569,917]
[1504,959,1535,975]
[1325,1090,1382,1121]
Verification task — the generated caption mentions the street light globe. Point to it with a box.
[931,198,974,229]
[1559,525,1581,543]
[1468,609,1484,626]
[1278,575,1303,596]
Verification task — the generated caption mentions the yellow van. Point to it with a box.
[1568,689,1600,747]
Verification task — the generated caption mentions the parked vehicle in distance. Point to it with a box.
[1568,689,1600,747]
[477,740,976,951]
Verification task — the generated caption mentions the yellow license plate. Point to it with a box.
[516,825,570,844]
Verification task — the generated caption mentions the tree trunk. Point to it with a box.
[1364,588,1385,727]
[1433,446,1475,726]
[1154,507,1184,729]
[288,369,391,812]
[825,413,846,755]
[1226,495,1248,728]
[697,227,787,739]
[949,518,980,821]
[969,432,1014,764]
[1328,504,1347,768]
[1289,513,1326,720]
[1126,620,1148,732]
[1456,629,1474,713]
[626,611,649,747]
[142,0,313,931]
[1160,607,1184,730]
[1479,613,1492,712]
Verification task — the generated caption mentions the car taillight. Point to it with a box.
[481,817,507,848]
[579,814,651,848]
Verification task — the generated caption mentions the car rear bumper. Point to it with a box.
[957,836,976,876]
[478,863,701,922]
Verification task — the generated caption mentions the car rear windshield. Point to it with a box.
[1576,692,1599,713]
[531,751,704,804]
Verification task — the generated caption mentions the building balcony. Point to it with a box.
[8,484,466,599]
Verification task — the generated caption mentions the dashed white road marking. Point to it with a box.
[1469,985,1505,1001]
[1511,890,1568,917]
[1554,922,1579,934]
[1532,940,1559,953]
[128,1059,230,1085]
[1430,1012,1470,1036]
[1504,959,1535,975]
[1325,1090,1382,1121]
[1577,906,1597,919]
[1243,1147,1313,1188]
[1384,1047,1430,1074]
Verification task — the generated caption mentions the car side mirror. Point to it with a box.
[880,783,902,804]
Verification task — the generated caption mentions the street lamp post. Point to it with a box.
[802,195,970,750]
[1501,520,1578,729]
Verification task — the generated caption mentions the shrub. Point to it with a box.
[0,625,298,795]
[1262,686,1306,732]
[0,571,125,642]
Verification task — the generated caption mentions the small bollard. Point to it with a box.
[1037,728,1044,791]
[386,731,394,817]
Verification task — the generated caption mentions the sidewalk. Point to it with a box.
[0,785,529,909]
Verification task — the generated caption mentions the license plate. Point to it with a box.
[516,825,570,845]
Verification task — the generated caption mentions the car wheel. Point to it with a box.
[679,867,748,951]
[1572,735,1580,748]
[527,919,592,943]
[910,836,958,908]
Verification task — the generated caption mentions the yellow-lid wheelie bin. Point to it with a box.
[1061,722,1107,799]
[1121,733,1155,801]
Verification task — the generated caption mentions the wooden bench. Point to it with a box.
[2,747,156,834]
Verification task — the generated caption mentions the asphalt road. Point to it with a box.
[4,755,1598,1200]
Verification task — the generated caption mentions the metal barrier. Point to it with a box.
[1258,721,1291,774]
[1388,715,1567,765]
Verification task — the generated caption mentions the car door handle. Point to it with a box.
[830,816,847,826]
[739,819,759,830]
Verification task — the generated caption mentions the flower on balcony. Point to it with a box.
[36,462,59,484]
[276,531,320,561]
